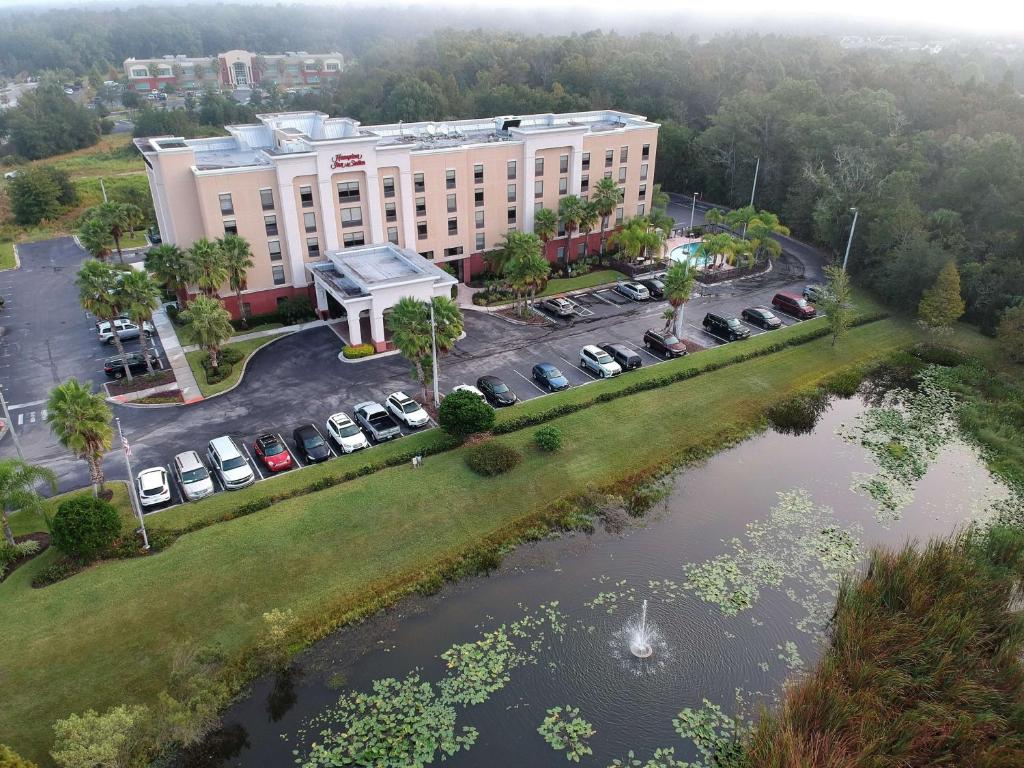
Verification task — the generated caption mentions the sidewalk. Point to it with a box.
[151,305,203,404]
[179,318,329,353]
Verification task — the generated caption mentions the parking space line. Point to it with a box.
[513,369,549,396]
[242,445,265,480]
[277,432,301,469]
[323,431,338,458]
[591,290,617,306]
[210,471,224,492]
[739,321,766,335]
[166,464,183,506]
[638,346,664,363]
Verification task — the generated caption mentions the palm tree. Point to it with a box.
[218,234,255,327]
[507,251,550,312]
[609,218,646,263]
[89,202,144,263]
[704,208,725,233]
[145,244,193,300]
[495,230,543,303]
[591,177,621,255]
[0,459,57,546]
[577,202,600,257]
[78,216,114,261]
[386,296,464,409]
[76,259,133,381]
[47,379,113,497]
[663,261,696,339]
[180,295,233,370]
[650,183,670,214]
[557,195,586,267]
[743,210,790,263]
[533,208,557,247]
[188,238,228,297]
[119,270,161,374]
[695,232,747,270]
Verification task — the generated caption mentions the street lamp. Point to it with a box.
[749,157,760,208]
[429,297,440,409]
[842,207,859,272]
[689,192,699,230]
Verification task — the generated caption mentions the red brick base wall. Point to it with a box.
[465,230,611,282]
[182,286,312,321]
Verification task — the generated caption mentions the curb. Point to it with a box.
[106,381,179,405]
[186,332,294,402]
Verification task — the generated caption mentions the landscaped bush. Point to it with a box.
[439,390,496,439]
[910,342,971,367]
[50,496,121,562]
[465,441,522,476]
[0,540,40,581]
[0,743,38,768]
[765,390,831,435]
[276,296,315,324]
[822,368,864,399]
[534,425,563,452]
[31,556,83,588]
[342,343,374,359]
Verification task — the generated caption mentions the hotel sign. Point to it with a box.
[331,153,366,169]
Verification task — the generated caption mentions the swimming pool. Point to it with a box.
[669,241,710,268]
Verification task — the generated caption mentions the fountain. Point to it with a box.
[629,600,655,658]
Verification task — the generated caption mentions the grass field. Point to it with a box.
[0,240,15,270]
[175,319,284,347]
[185,335,286,397]
[30,134,145,179]
[0,314,936,764]
[538,269,626,296]
[8,482,134,539]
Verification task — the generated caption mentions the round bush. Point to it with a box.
[50,496,121,562]
[534,425,563,452]
[765,390,830,436]
[439,390,495,439]
[343,343,375,359]
[0,743,38,768]
[465,441,522,476]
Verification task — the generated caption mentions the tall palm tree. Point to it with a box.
[0,459,57,546]
[119,270,161,374]
[663,261,696,339]
[695,232,747,270]
[650,183,670,214]
[495,230,543,303]
[743,210,790,263]
[591,177,621,255]
[609,218,646,263]
[47,379,113,497]
[145,243,194,301]
[180,295,233,370]
[386,296,464,409]
[76,259,133,381]
[78,216,114,261]
[557,195,586,267]
[218,234,255,327]
[506,251,550,314]
[704,208,726,233]
[577,202,600,257]
[89,202,144,264]
[533,208,557,247]
[188,238,229,297]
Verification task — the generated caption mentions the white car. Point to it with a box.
[615,281,651,301]
[136,467,171,507]
[325,413,371,453]
[386,391,430,428]
[451,384,486,402]
[96,318,154,344]
[579,344,622,378]
[206,436,255,490]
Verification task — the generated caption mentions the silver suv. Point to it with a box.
[579,344,622,378]
[172,450,215,501]
[206,436,255,490]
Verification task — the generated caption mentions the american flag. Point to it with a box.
[121,435,131,457]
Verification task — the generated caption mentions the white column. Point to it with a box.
[364,172,385,243]
[314,281,328,317]
[346,309,362,345]
[522,148,536,233]
[318,178,340,252]
[277,180,308,288]
[399,170,416,247]
[370,310,386,351]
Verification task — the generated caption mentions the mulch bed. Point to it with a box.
[106,368,176,396]
[135,390,184,405]
[494,306,551,325]
[1,532,50,582]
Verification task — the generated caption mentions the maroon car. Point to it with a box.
[772,291,817,319]
[643,329,688,358]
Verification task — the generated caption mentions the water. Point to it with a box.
[192,395,1011,767]
[669,241,710,268]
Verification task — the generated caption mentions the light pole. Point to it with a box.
[429,297,440,410]
[842,207,859,272]
[689,192,698,230]
[115,417,149,550]
[0,385,24,461]
[749,157,760,208]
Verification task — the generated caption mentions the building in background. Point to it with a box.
[122,50,344,93]
[136,109,658,330]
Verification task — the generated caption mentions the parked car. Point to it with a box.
[206,436,255,490]
[639,278,666,299]
[579,344,622,378]
[643,329,688,358]
[103,350,161,378]
[451,384,487,402]
[532,362,570,391]
[741,306,783,330]
[599,342,643,371]
[326,413,371,453]
[292,424,332,463]
[96,318,154,344]
[148,227,162,245]
[157,92,168,101]
[386,391,430,428]
[803,284,827,302]
[703,312,751,341]
[615,281,650,301]
[539,297,575,318]
[253,433,293,472]
[172,450,214,501]
[772,291,817,319]
[477,375,518,407]
[354,401,402,441]
[136,466,170,507]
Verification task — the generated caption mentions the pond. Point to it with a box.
[191,385,1012,768]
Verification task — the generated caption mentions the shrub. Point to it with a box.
[342,343,375,359]
[911,342,971,367]
[0,744,38,768]
[51,704,150,768]
[439,390,495,439]
[465,441,522,476]
[31,556,83,588]
[0,540,40,580]
[220,346,244,365]
[50,496,121,562]
[534,425,563,452]
[822,368,864,399]
[276,296,315,324]
[765,390,830,436]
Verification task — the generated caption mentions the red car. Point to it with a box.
[253,433,293,472]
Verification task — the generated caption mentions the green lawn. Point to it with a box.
[185,335,286,397]
[9,482,134,539]
[31,134,144,180]
[0,241,15,270]
[175,320,285,347]
[0,315,930,764]
[538,269,626,296]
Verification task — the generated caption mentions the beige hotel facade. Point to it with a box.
[135,109,659,319]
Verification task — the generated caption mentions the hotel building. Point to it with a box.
[123,50,344,93]
[136,109,659,342]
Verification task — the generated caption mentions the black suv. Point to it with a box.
[599,343,643,370]
[703,312,751,342]
[103,351,161,378]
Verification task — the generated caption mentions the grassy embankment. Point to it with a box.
[184,335,284,397]
[537,269,626,296]
[1,312,936,763]
[0,240,15,270]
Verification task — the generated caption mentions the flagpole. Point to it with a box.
[116,417,150,550]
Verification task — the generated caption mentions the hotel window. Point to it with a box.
[581,152,590,171]
[268,240,282,261]
[557,222,566,237]
[605,149,614,167]
[558,177,568,195]
[326,62,340,72]
[618,166,627,183]
[446,169,456,189]
[383,176,395,198]
[242,302,252,317]
[620,145,629,163]
[475,233,486,251]
[615,207,624,225]
[559,154,569,174]
[474,189,484,207]
[447,193,457,213]
[534,180,543,198]
[577,242,586,258]
[414,173,424,193]
[415,197,426,216]
[535,157,544,176]
[223,219,237,235]
[474,164,484,184]
[637,204,645,217]
[299,186,313,207]
[534,201,543,214]
[385,202,397,222]
[272,265,286,286]
[640,163,649,181]
[581,175,589,193]
[642,143,650,160]
[507,184,516,202]
[343,231,365,247]
[639,184,647,200]
[260,188,274,210]
[422,250,434,259]
[341,207,362,228]
[264,215,277,236]
[508,224,516,233]
[387,226,399,245]
[303,212,317,233]
[507,160,517,179]
[306,237,319,258]
[604,171,613,180]
[507,207,517,224]
[448,217,458,235]
[557,246,566,260]
[618,187,625,202]
[337,181,360,202]
[444,246,464,258]
[417,222,428,240]
[218,193,233,215]
[475,210,485,229]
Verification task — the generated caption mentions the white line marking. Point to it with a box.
[277,433,300,469]
[29,411,36,423]
[40,408,47,421]
[638,346,663,363]
[242,445,265,480]
[513,368,549,395]
[591,290,617,306]
[17,413,23,426]
[7,399,46,411]
[739,320,765,335]
[167,464,183,506]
